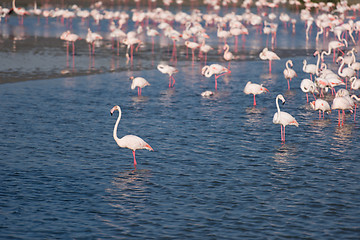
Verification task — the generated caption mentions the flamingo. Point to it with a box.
[11,0,29,25]
[337,56,356,89]
[110,105,153,169]
[199,40,213,65]
[157,64,178,88]
[283,60,297,90]
[273,94,299,142]
[310,99,331,119]
[300,78,318,102]
[202,64,231,90]
[60,30,80,57]
[130,76,150,96]
[86,28,103,55]
[243,81,269,106]
[322,40,346,62]
[201,90,214,97]
[259,48,280,74]
[223,44,234,69]
[331,96,353,126]
[351,77,360,90]
[185,41,199,63]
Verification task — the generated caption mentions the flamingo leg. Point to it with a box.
[306,93,309,103]
[283,126,286,142]
[132,151,137,169]
[168,76,171,88]
[338,110,341,126]
[287,79,290,90]
[319,110,321,119]
[269,60,272,73]
[253,94,256,106]
[342,110,345,126]
[171,76,176,87]
[354,104,357,122]
[312,92,317,100]
[215,75,218,90]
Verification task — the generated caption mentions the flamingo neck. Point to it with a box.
[302,60,307,72]
[276,96,281,117]
[113,110,121,143]
[338,58,345,77]
[316,52,321,75]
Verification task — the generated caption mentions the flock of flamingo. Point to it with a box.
[3,0,360,168]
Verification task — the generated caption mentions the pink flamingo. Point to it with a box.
[273,94,299,142]
[157,64,178,88]
[243,81,269,106]
[185,41,199,64]
[310,99,331,119]
[130,77,150,96]
[300,78,318,102]
[223,44,234,69]
[86,28,103,55]
[331,96,353,126]
[110,105,153,169]
[202,64,231,90]
[10,0,28,25]
[259,48,280,74]
[283,60,297,90]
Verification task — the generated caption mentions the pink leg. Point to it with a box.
[287,79,290,90]
[354,104,357,122]
[132,151,137,168]
[283,126,286,142]
[269,60,272,73]
[312,92,317,100]
[338,110,341,126]
[168,76,171,88]
[306,93,309,103]
[171,76,176,87]
[253,94,256,106]
[215,76,218,90]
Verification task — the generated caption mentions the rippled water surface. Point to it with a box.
[0,3,360,239]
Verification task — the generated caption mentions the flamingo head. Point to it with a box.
[313,50,319,57]
[310,101,316,109]
[260,85,269,93]
[277,94,286,105]
[129,76,134,80]
[110,105,120,116]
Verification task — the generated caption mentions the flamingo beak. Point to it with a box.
[264,88,269,92]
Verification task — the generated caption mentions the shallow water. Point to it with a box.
[0,4,360,239]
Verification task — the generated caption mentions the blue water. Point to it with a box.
[1,4,360,239]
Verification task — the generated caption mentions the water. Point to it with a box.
[0,4,360,239]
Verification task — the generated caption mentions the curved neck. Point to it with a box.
[276,96,281,115]
[316,52,321,75]
[338,58,345,76]
[113,110,121,142]
[286,61,291,70]
[303,60,307,71]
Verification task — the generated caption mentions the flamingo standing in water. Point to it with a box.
[157,64,178,88]
[60,30,80,56]
[223,44,234,69]
[202,64,231,90]
[110,105,153,169]
[310,99,331,119]
[130,76,150,96]
[259,48,280,74]
[273,94,299,142]
[11,0,29,25]
[283,60,297,90]
[300,78,318,102]
[86,28,103,55]
[243,81,269,106]
[331,96,353,126]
